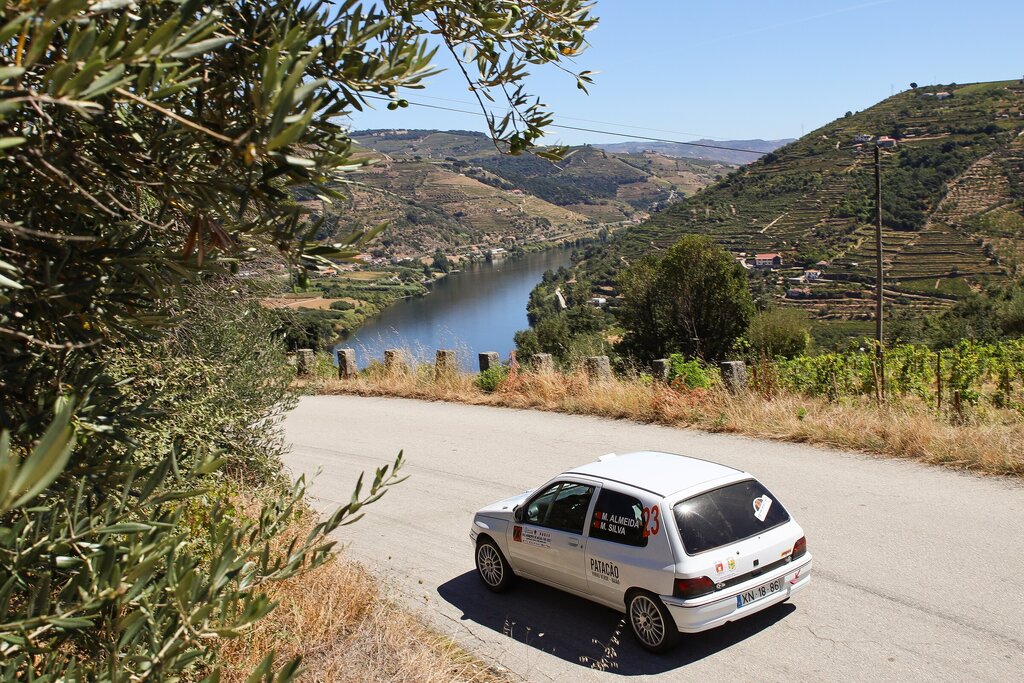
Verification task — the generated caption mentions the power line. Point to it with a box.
[357,94,768,156]
[397,92,737,141]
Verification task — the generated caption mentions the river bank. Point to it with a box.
[336,246,574,370]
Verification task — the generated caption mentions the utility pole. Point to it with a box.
[874,144,886,399]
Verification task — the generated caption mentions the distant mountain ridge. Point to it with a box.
[303,129,733,258]
[595,138,795,165]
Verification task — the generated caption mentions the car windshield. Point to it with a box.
[673,480,790,554]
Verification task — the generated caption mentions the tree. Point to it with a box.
[748,308,812,359]
[432,248,451,273]
[617,235,755,361]
[910,82,919,89]
[0,1,597,679]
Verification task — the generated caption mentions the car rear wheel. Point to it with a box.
[476,538,513,592]
[626,591,679,653]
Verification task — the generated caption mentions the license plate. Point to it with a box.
[736,576,784,607]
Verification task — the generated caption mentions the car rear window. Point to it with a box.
[672,480,790,554]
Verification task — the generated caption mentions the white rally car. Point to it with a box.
[470,451,811,652]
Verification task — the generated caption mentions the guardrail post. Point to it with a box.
[435,349,457,380]
[585,356,612,383]
[296,348,314,376]
[720,360,748,393]
[479,352,500,372]
[337,348,357,379]
[530,353,554,373]
[652,358,670,382]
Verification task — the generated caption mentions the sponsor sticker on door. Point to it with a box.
[519,527,552,548]
[590,558,621,584]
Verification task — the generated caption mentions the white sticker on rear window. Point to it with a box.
[753,495,773,522]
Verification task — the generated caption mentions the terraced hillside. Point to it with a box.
[579,79,1024,328]
[310,130,730,258]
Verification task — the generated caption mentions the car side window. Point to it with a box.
[525,482,595,534]
[525,483,561,525]
[589,488,648,547]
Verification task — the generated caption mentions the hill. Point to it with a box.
[303,130,731,259]
[595,138,795,165]
[571,79,1024,338]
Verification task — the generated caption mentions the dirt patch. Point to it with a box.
[262,297,360,310]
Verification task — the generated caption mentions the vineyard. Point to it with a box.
[573,79,1024,341]
[764,339,1024,412]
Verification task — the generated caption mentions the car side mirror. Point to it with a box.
[513,505,524,523]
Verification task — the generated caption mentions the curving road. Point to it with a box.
[283,395,1024,682]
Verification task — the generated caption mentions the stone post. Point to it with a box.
[652,358,670,382]
[585,356,612,383]
[720,360,748,393]
[337,348,357,380]
[478,352,500,373]
[384,349,406,373]
[530,353,554,373]
[435,349,458,380]
[296,348,314,376]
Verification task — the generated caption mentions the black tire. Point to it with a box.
[475,538,514,592]
[626,591,680,653]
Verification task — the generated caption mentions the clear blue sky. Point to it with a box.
[348,0,1024,145]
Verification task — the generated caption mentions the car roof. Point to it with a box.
[565,451,743,498]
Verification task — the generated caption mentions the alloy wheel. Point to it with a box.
[630,594,666,648]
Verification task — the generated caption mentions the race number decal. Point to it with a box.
[641,505,661,538]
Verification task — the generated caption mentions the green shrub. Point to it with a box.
[330,299,356,310]
[475,366,510,392]
[667,354,715,389]
[749,308,812,359]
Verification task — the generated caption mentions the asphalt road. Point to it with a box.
[283,395,1024,682]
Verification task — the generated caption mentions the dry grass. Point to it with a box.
[218,503,504,683]
[310,364,1024,477]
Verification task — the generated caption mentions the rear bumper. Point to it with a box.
[663,557,812,633]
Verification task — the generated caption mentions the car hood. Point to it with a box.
[476,490,533,520]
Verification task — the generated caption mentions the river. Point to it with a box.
[336,248,572,370]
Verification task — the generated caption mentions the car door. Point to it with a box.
[585,485,675,606]
[507,480,596,592]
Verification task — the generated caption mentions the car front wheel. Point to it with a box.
[475,538,514,592]
[626,591,679,653]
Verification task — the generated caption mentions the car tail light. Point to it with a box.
[792,536,807,559]
[673,576,715,599]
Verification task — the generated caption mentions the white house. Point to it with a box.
[754,253,783,268]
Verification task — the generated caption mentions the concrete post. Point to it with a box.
[478,352,500,373]
[720,361,748,393]
[435,349,458,380]
[530,353,554,373]
[384,349,406,373]
[585,356,613,383]
[337,348,357,379]
[652,359,671,382]
[296,348,315,376]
